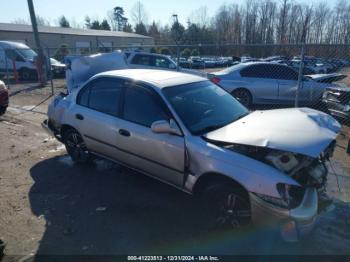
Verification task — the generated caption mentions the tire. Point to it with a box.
[200,184,251,229]
[19,68,32,81]
[232,89,252,108]
[63,128,91,164]
[0,106,7,116]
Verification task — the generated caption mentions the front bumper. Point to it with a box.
[250,187,318,242]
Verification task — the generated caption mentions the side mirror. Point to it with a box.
[151,119,182,136]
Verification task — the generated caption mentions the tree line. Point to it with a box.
[13,0,350,45]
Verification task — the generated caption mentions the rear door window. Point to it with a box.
[77,78,124,117]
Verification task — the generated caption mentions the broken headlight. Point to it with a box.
[255,184,305,209]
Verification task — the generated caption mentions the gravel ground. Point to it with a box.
[0,73,350,259]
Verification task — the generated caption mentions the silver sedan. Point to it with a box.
[209,62,336,107]
[43,69,340,242]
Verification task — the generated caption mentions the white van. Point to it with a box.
[0,41,38,80]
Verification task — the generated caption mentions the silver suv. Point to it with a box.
[43,69,340,242]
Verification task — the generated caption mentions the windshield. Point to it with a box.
[17,48,37,60]
[163,81,249,135]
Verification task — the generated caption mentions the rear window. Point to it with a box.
[77,78,124,117]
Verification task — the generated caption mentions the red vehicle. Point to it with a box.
[0,80,8,115]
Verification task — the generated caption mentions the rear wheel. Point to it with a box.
[232,89,252,108]
[63,128,91,164]
[200,184,251,229]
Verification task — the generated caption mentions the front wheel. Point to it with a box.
[232,89,252,108]
[63,129,91,164]
[200,184,251,229]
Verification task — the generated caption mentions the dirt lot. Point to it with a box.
[1,72,350,259]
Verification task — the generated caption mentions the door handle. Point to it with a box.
[119,129,130,137]
[75,114,84,120]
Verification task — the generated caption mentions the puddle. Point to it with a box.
[57,155,74,167]
[93,158,119,172]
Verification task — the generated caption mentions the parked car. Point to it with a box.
[178,57,190,68]
[209,62,337,107]
[50,58,66,78]
[323,85,350,121]
[0,41,38,81]
[202,57,217,68]
[0,80,8,115]
[43,69,340,242]
[188,56,205,69]
[126,52,205,77]
[290,60,327,74]
[127,52,177,70]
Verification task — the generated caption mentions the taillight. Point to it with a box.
[211,76,221,85]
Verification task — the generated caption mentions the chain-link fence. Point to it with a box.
[1,43,350,126]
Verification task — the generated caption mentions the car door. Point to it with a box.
[239,64,279,103]
[276,65,311,104]
[115,83,185,187]
[72,77,125,159]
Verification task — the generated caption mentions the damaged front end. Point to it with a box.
[218,141,335,208]
[206,139,336,241]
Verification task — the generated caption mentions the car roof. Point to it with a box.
[0,41,31,49]
[95,69,206,88]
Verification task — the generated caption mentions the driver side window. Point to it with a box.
[123,85,169,127]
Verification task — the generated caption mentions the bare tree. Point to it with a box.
[131,1,148,26]
[189,6,210,28]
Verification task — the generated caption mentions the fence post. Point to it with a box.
[47,48,54,96]
[295,44,305,108]
[176,45,180,71]
[4,50,10,89]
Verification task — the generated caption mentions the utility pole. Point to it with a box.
[27,0,46,85]
[172,14,180,71]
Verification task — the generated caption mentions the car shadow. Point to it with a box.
[27,155,343,259]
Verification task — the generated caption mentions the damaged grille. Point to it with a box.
[220,140,336,191]
[292,160,327,189]
[291,141,335,189]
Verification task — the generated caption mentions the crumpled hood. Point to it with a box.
[204,108,341,158]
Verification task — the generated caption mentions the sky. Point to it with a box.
[0,0,338,28]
